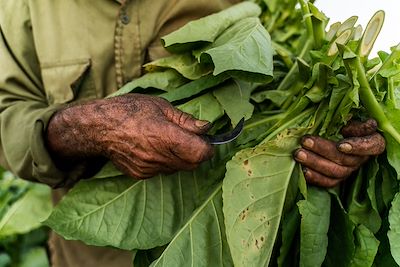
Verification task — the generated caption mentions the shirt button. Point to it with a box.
[120,13,130,25]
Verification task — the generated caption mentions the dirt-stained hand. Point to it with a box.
[293,119,385,187]
[46,94,213,179]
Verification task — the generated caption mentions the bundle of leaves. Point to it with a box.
[44,1,400,266]
[0,169,51,267]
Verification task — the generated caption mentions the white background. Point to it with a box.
[316,0,400,56]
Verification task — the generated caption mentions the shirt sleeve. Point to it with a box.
[0,0,89,188]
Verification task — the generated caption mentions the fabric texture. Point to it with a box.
[0,0,235,266]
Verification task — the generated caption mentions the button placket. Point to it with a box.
[114,5,126,89]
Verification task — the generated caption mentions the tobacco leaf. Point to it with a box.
[223,131,299,267]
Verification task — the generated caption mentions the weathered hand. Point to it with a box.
[46,94,213,179]
[293,119,386,187]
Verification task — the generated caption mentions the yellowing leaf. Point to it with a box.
[223,133,299,267]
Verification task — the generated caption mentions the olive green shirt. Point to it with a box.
[0,0,236,266]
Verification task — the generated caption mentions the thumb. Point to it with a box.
[163,105,211,135]
[337,133,386,156]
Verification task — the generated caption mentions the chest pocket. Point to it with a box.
[41,59,96,105]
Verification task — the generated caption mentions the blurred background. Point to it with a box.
[317,0,400,56]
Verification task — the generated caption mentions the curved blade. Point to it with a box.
[203,118,245,145]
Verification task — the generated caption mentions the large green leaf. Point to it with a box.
[298,187,330,267]
[161,2,261,53]
[177,93,224,123]
[350,225,379,267]
[347,165,381,234]
[222,132,299,267]
[197,17,273,83]
[150,184,233,267]
[213,79,257,126]
[160,74,229,103]
[388,192,400,265]
[144,54,212,80]
[324,194,355,267]
[277,207,300,267]
[45,146,233,250]
[0,184,51,238]
[109,70,187,97]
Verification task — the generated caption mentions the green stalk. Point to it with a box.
[261,107,316,144]
[354,56,400,143]
[308,2,327,49]
[243,112,286,131]
[299,0,314,42]
[277,38,313,92]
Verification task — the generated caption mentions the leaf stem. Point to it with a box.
[354,56,400,143]
[261,107,316,144]
[299,0,314,43]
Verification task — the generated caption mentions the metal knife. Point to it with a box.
[203,118,245,145]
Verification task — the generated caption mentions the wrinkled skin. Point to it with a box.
[294,119,386,187]
[46,94,214,179]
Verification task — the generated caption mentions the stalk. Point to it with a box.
[277,38,313,92]
[354,56,400,143]
[308,2,327,49]
[243,112,286,131]
[261,107,316,144]
[299,0,314,43]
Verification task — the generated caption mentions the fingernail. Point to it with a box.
[302,138,314,149]
[195,120,211,129]
[338,142,352,153]
[295,151,307,161]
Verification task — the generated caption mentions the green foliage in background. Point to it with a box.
[0,169,51,267]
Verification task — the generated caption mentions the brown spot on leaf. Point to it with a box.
[240,208,249,221]
[260,236,264,242]
[255,239,259,249]
[244,159,249,165]
[248,170,252,176]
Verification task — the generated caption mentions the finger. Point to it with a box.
[136,148,199,172]
[131,160,177,177]
[162,105,211,134]
[167,123,214,164]
[341,119,377,137]
[303,167,341,188]
[301,135,366,167]
[337,133,386,156]
[110,153,168,179]
[294,148,356,179]
[111,157,154,179]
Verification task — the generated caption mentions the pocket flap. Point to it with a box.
[41,59,91,104]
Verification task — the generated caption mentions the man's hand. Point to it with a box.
[46,94,213,179]
[293,119,386,187]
